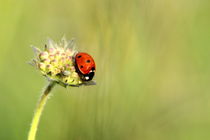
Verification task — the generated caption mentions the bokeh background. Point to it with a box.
[0,0,210,139]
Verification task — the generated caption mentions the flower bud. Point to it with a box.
[43,58,51,64]
[39,52,49,61]
[48,48,56,55]
[38,63,46,71]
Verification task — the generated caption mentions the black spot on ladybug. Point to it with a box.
[86,60,90,63]
[80,65,84,69]
[77,55,82,58]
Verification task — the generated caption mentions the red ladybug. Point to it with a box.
[75,52,96,81]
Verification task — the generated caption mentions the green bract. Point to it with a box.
[31,37,83,87]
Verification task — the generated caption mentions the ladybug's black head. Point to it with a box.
[79,67,95,81]
[82,71,95,81]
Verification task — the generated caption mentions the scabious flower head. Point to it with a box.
[31,37,94,87]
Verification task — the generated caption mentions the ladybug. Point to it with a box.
[75,52,96,81]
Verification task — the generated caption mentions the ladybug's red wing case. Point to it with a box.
[75,52,96,81]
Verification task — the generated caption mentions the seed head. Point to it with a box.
[31,37,95,87]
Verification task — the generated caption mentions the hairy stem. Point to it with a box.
[28,81,56,140]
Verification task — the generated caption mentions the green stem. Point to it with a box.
[28,81,56,140]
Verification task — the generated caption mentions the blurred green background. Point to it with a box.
[0,0,210,139]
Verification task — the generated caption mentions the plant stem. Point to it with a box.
[28,81,56,140]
